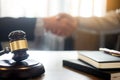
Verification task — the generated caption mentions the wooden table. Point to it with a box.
[0,51,103,80]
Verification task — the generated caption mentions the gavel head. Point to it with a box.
[8,30,29,62]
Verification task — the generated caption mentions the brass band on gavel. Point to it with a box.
[9,40,28,52]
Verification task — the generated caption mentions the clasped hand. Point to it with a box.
[44,13,77,37]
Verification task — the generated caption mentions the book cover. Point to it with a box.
[63,59,120,80]
[78,51,120,69]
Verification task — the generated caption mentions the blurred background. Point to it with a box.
[0,0,107,17]
[0,0,120,51]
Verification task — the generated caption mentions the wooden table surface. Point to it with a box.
[0,51,103,80]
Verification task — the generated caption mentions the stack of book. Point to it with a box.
[63,51,120,80]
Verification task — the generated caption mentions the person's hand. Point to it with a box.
[43,13,77,37]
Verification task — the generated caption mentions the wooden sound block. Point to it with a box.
[0,59,45,79]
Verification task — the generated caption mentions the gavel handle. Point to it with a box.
[0,47,10,56]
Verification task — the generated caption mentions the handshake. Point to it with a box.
[43,13,77,37]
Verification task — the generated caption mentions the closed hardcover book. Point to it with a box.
[63,59,120,80]
[78,51,120,69]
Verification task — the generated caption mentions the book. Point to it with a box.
[78,51,120,69]
[63,59,120,80]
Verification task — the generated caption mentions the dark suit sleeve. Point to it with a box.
[0,17,36,41]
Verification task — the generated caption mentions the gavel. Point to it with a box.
[8,30,29,61]
[0,30,45,79]
[0,30,29,61]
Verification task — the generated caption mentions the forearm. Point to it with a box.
[75,17,102,31]
[75,11,120,32]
